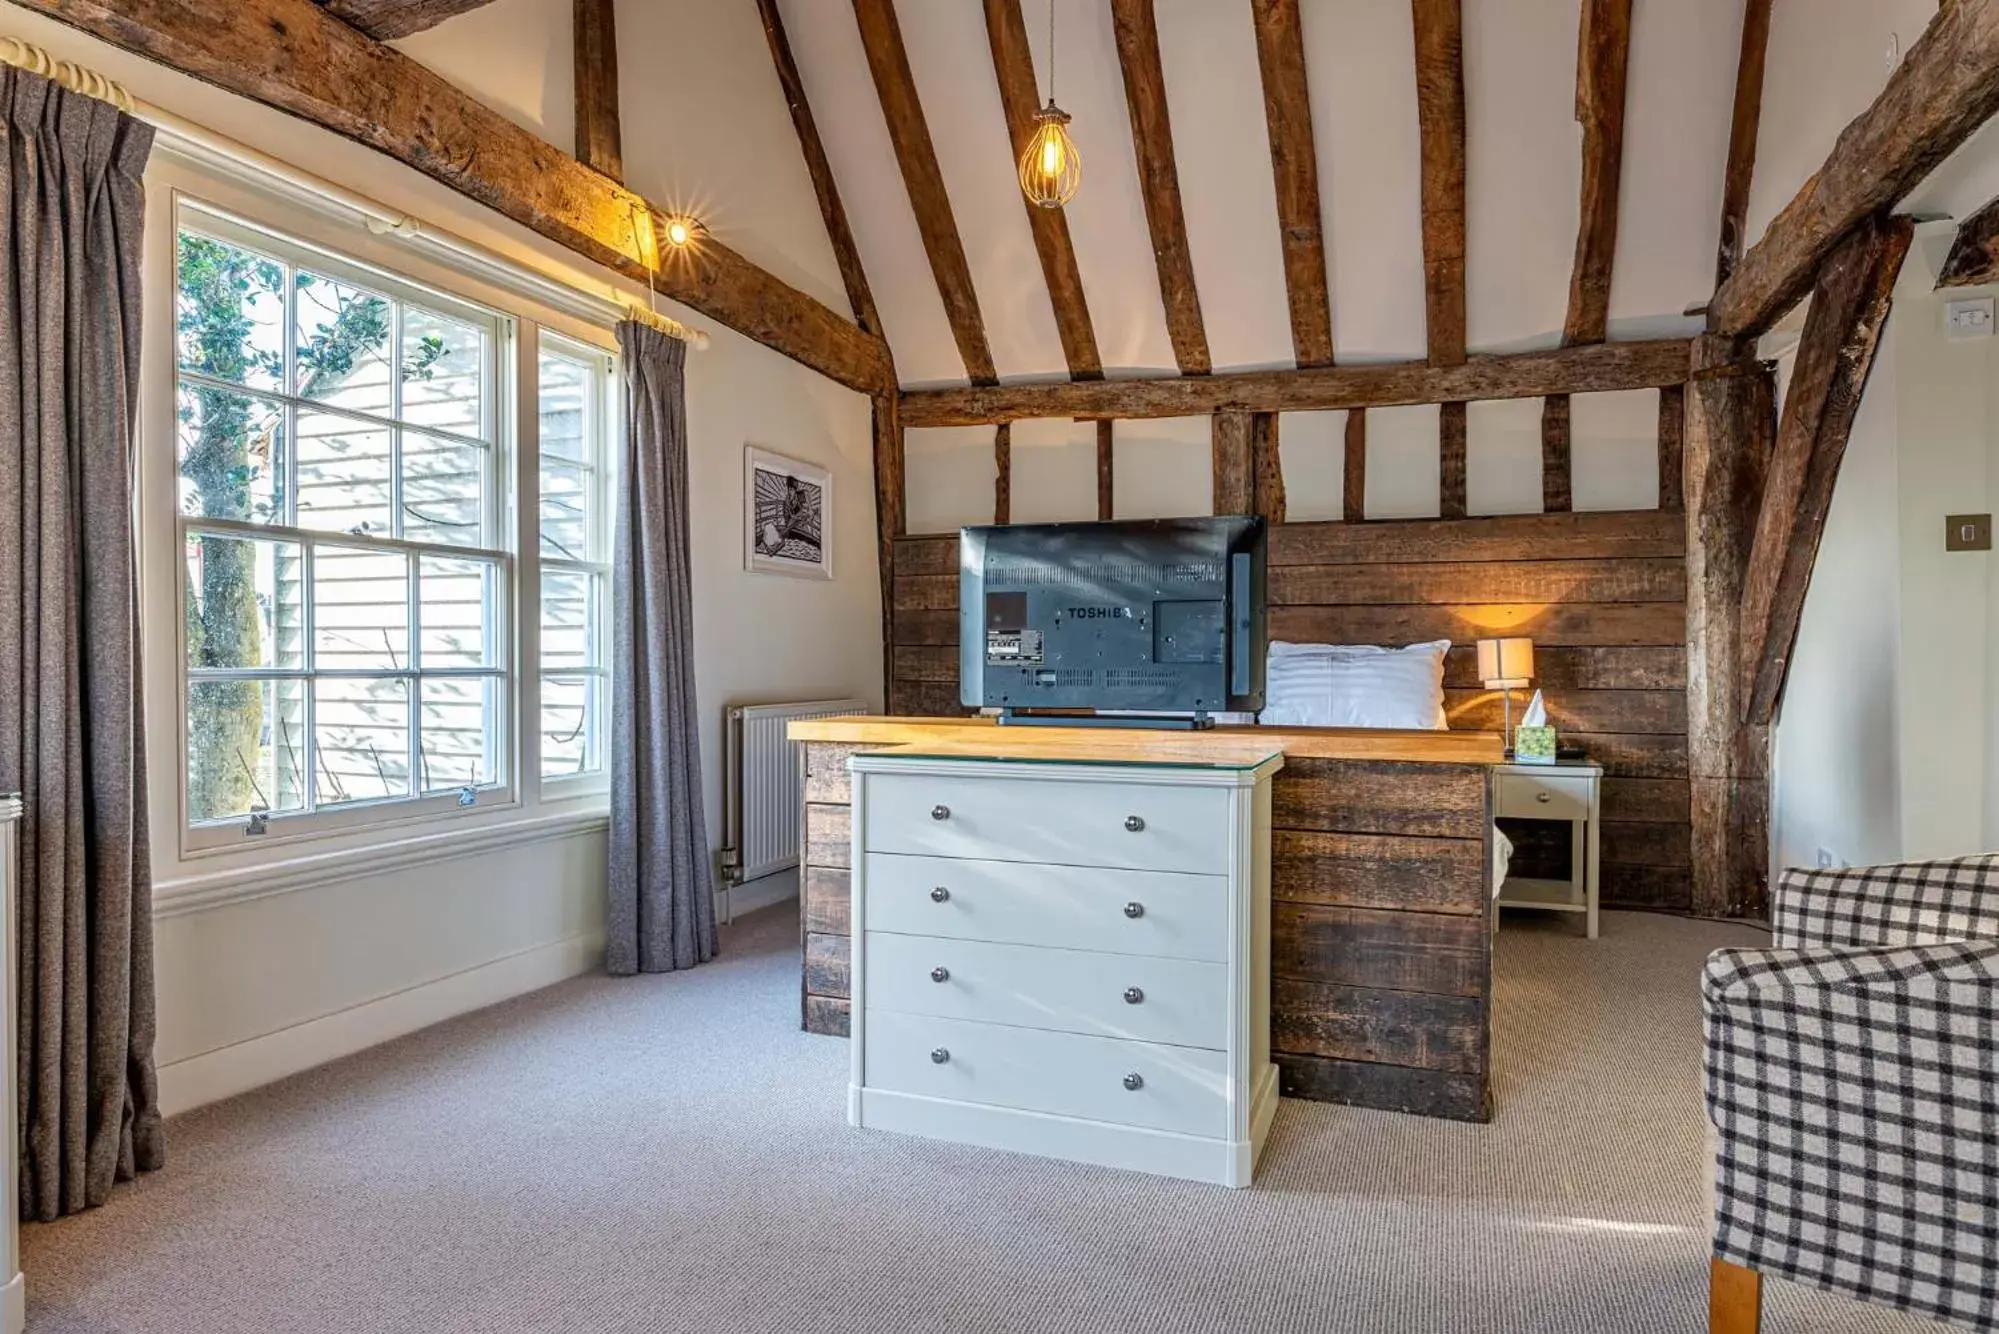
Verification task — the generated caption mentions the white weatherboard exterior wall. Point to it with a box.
[0,1,881,1112]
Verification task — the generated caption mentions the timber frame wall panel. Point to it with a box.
[888,510,1693,910]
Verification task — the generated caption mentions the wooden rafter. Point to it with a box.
[1711,0,1999,338]
[1546,0,1634,516]
[574,0,621,181]
[1715,0,1773,285]
[1411,0,1467,368]
[984,0,1103,380]
[1564,0,1633,348]
[757,0,884,339]
[1739,214,1913,725]
[899,339,1696,427]
[1111,0,1212,376]
[28,0,890,393]
[1936,195,1999,287]
[1250,0,1334,369]
[314,0,495,40]
[852,0,998,385]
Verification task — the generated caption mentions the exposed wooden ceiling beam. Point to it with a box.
[1250,0,1334,370]
[757,0,884,339]
[29,0,891,393]
[1740,214,1913,725]
[574,0,621,181]
[1710,0,1999,338]
[313,0,496,40]
[1936,194,1999,287]
[1564,0,1633,347]
[1546,0,1633,514]
[1110,0,1212,376]
[852,0,997,386]
[900,338,1695,427]
[984,0,1103,381]
[1714,0,1773,286]
[1411,0,1467,368]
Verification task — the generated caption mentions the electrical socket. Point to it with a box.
[1816,848,1837,869]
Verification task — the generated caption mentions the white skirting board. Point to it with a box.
[157,932,603,1116]
[717,867,800,923]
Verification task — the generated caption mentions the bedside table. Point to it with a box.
[1493,760,1601,939]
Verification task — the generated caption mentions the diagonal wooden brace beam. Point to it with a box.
[1738,214,1913,726]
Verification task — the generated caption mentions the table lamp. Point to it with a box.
[1476,636,1535,755]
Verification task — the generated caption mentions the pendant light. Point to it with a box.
[1019,0,1081,209]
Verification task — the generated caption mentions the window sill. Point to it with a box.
[154,807,610,920]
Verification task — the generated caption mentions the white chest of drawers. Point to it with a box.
[847,748,1283,1187]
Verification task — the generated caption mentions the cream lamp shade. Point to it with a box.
[1476,637,1535,689]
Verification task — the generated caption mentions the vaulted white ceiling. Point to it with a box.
[776,0,1756,389]
[395,0,1982,394]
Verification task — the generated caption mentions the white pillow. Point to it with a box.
[1258,640,1451,730]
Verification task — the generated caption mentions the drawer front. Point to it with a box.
[861,771,1230,875]
[1495,773,1592,823]
[865,1010,1230,1140]
[864,931,1228,1050]
[863,853,1229,962]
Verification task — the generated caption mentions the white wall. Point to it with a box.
[1773,224,1999,874]
[1770,320,1904,873]
[0,1,881,1112]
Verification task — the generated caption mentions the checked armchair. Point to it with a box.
[1701,855,1999,1332]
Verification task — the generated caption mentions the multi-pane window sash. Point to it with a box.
[537,337,613,784]
[175,205,513,848]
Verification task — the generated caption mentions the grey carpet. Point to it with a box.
[23,907,1939,1334]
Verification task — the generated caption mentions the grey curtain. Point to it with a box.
[608,323,716,974]
[0,68,162,1220]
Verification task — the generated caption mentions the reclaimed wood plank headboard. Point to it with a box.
[885,509,1693,913]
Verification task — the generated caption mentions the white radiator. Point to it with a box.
[722,699,866,893]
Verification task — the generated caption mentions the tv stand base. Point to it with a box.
[995,710,1215,731]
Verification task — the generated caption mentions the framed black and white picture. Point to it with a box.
[745,446,832,579]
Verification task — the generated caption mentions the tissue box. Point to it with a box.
[1513,726,1557,764]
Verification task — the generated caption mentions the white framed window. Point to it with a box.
[174,200,519,850]
[536,335,615,785]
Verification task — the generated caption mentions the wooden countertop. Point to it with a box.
[787,716,1503,765]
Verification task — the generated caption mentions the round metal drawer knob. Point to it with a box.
[1124,815,1146,833]
[1122,1073,1144,1091]
[1123,986,1145,1005]
[1536,792,1552,804]
[930,966,951,983]
[1123,901,1145,920]
[930,886,951,903]
[931,804,951,821]
[931,1048,950,1065]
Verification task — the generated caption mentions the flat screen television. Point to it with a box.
[958,517,1266,725]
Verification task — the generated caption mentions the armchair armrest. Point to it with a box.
[1772,854,1999,949]
[1702,939,1999,1329]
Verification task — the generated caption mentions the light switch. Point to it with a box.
[1947,297,1996,339]
[1946,514,1992,552]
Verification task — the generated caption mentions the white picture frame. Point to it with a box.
[745,446,833,580]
